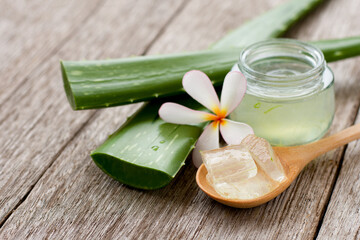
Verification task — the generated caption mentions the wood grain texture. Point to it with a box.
[0,0,186,225]
[316,109,360,238]
[147,0,285,54]
[0,0,104,105]
[0,0,360,239]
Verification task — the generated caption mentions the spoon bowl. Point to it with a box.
[196,124,360,208]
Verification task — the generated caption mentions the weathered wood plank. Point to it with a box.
[147,0,284,53]
[0,0,186,225]
[316,102,360,237]
[1,0,360,239]
[0,0,104,105]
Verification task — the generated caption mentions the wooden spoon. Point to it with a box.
[196,124,360,208]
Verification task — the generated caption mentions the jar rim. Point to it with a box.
[239,38,325,84]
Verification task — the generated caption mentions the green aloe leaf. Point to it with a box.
[61,49,236,110]
[61,36,360,110]
[312,36,360,62]
[91,98,205,190]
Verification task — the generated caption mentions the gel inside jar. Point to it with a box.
[231,39,335,146]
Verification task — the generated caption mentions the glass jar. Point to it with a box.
[231,39,335,146]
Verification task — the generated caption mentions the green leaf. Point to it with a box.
[91,98,205,190]
[61,49,236,110]
[61,36,360,110]
[311,36,360,62]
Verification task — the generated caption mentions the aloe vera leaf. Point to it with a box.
[61,36,360,110]
[211,0,322,49]
[61,48,237,110]
[91,98,205,190]
[311,36,360,62]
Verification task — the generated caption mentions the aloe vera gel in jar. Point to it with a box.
[231,39,335,146]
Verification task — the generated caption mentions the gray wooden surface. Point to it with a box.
[0,0,359,239]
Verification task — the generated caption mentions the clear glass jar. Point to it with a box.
[231,39,335,146]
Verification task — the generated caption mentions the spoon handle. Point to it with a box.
[303,123,360,163]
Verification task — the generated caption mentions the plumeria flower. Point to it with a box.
[159,70,254,168]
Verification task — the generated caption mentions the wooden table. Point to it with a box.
[1,0,360,239]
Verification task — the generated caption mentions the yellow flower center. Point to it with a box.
[207,107,227,125]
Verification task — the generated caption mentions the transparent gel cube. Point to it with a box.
[241,134,286,182]
[202,145,257,184]
[201,135,286,200]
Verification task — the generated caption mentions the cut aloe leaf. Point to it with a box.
[61,49,236,110]
[211,0,322,49]
[91,98,205,190]
[61,36,360,110]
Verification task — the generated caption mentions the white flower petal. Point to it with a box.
[159,102,214,125]
[192,122,220,168]
[220,119,254,145]
[231,63,240,71]
[182,70,220,114]
[220,71,247,116]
